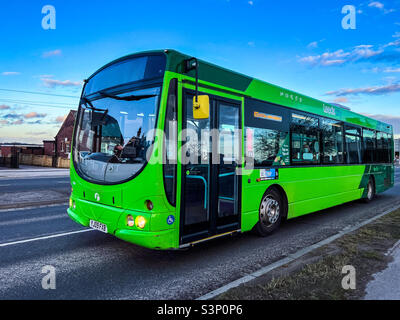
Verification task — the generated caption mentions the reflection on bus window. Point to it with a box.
[291,113,320,164]
[74,86,160,183]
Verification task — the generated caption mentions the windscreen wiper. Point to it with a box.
[80,97,106,112]
[99,91,157,101]
[81,97,109,122]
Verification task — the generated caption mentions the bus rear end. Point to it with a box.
[68,51,178,249]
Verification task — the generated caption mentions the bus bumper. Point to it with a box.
[114,228,176,250]
[67,207,177,250]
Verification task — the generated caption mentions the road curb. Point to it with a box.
[196,203,400,300]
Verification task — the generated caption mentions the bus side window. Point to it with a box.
[345,126,362,164]
[290,113,320,165]
[381,132,389,163]
[243,98,290,167]
[387,134,393,163]
[321,118,343,164]
[363,129,376,164]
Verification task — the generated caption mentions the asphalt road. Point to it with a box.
[0,177,71,193]
[0,167,399,300]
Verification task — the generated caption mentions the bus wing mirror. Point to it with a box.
[193,95,210,119]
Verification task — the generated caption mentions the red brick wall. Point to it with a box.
[0,146,13,157]
[43,141,55,156]
[1,146,44,157]
[32,148,44,155]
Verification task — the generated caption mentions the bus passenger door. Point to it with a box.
[213,101,241,234]
[180,91,241,245]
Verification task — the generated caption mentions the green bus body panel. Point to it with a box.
[239,164,394,233]
[69,49,394,250]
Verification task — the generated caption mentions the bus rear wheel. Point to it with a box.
[363,177,376,203]
[255,189,283,237]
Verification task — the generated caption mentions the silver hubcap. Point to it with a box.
[260,196,280,226]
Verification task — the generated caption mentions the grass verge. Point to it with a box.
[216,208,400,300]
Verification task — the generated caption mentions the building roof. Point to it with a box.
[0,144,43,148]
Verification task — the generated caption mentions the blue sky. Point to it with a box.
[1,0,400,143]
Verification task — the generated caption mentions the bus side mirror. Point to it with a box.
[193,95,210,119]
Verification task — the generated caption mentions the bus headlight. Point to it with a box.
[127,215,135,227]
[135,216,146,229]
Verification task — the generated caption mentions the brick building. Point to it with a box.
[43,110,77,159]
[0,144,43,157]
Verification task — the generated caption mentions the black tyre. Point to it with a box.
[363,177,376,203]
[255,188,284,237]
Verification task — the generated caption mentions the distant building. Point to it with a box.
[395,138,400,157]
[43,110,77,159]
[0,144,43,157]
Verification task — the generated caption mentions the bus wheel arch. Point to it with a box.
[268,184,289,221]
[254,184,288,237]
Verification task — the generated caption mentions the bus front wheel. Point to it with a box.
[255,189,283,237]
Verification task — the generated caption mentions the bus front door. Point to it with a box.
[180,92,241,245]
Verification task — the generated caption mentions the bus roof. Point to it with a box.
[95,49,393,134]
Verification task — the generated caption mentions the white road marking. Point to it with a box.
[0,202,68,213]
[0,214,68,227]
[197,203,400,300]
[0,229,95,247]
[0,184,11,187]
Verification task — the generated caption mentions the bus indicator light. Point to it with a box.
[135,216,146,229]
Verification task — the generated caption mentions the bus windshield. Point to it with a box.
[73,86,161,184]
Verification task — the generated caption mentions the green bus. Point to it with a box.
[68,49,394,249]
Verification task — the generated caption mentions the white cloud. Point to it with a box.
[368,1,384,9]
[299,45,382,67]
[24,112,47,119]
[383,67,400,73]
[2,72,20,76]
[42,49,62,58]
[368,1,396,14]
[307,41,318,49]
[248,1,254,5]
[56,115,67,123]
[41,78,82,88]
[352,45,384,58]
[333,97,349,104]
[383,38,400,48]
[326,83,400,96]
